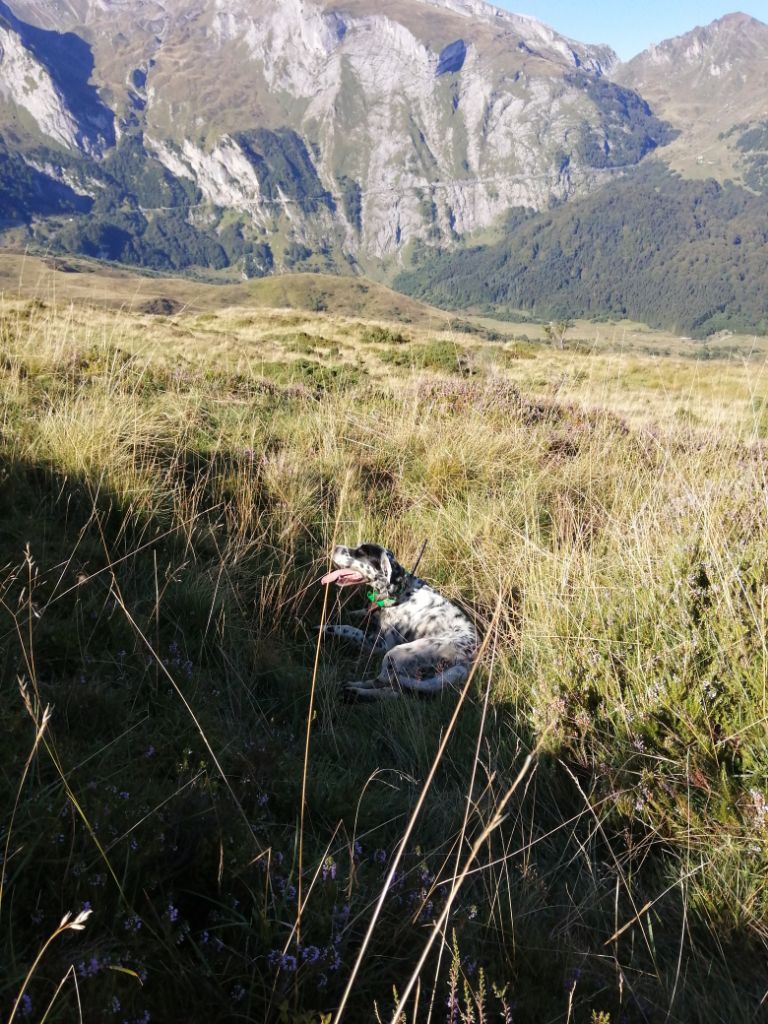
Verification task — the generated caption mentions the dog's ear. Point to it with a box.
[380,549,394,582]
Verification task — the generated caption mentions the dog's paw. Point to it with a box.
[341,683,400,703]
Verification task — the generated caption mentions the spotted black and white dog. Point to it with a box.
[320,543,478,700]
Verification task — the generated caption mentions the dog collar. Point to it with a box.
[366,572,411,608]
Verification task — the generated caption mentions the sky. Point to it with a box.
[494,1,768,60]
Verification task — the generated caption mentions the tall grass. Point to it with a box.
[1,297,767,1023]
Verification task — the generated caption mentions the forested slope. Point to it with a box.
[395,165,768,337]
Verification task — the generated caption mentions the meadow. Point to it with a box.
[1,260,768,1024]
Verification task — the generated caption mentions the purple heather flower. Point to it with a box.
[268,950,298,972]
[166,905,179,923]
[324,945,341,972]
[19,994,32,1018]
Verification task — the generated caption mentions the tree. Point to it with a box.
[544,319,573,349]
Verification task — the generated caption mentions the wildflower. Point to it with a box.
[276,878,296,901]
[77,957,102,979]
[124,914,143,932]
[268,950,298,972]
[144,745,156,758]
[332,903,350,939]
[373,848,387,864]
[324,944,341,972]
[301,945,321,964]
[19,994,32,1018]
[166,904,179,923]
[750,788,768,829]
[231,984,246,1003]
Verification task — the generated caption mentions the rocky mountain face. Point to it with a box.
[615,13,768,188]
[0,0,679,275]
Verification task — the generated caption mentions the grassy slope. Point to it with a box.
[0,255,448,326]
[1,283,768,1024]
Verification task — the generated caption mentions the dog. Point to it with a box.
[319,543,478,700]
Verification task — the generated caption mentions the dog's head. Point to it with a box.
[321,543,407,596]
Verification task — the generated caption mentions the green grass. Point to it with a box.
[1,291,768,1024]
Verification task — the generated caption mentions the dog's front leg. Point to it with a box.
[342,678,400,701]
[321,624,387,655]
[346,608,374,623]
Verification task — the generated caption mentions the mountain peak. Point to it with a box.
[627,9,768,66]
[712,11,764,28]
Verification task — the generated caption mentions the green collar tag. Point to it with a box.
[366,572,411,609]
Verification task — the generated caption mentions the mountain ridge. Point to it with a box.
[615,10,768,182]
[0,0,765,339]
[0,0,671,273]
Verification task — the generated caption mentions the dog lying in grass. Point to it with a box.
[320,543,478,700]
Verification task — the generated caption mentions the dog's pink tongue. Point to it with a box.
[321,569,365,586]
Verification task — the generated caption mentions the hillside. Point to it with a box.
[0,253,451,326]
[2,288,768,1023]
[395,163,768,337]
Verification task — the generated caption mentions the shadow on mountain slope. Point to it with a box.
[0,0,115,150]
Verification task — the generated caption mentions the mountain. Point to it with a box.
[615,13,768,188]
[0,0,675,274]
[394,162,768,337]
[391,12,768,337]
[0,0,765,338]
